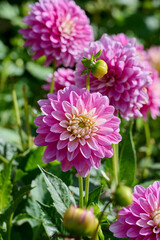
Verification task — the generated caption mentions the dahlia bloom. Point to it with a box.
[34,85,121,177]
[140,68,160,120]
[19,0,94,67]
[75,34,152,120]
[148,46,160,76]
[111,33,160,120]
[109,181,160,240]
[42,68,75,92]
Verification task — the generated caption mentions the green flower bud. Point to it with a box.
[115,185,133,207]
[91,60,108,79]
[63,206,99,237]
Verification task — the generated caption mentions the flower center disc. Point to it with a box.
[152,208,160,227]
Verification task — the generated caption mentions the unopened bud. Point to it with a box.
[115,185,133,207]
[63,206,99,237]
[91,60,108,79]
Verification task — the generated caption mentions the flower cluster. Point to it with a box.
[34,85,121,177]
[19,0,93,67]
[75,34,152,120]
[42,68,75,92]
[110,181,160,240]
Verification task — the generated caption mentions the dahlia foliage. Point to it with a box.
[75,34,152,120]
[42,67,75,92]
[34,85,121,177]
[19,0,93,66]
[110,181,160,240]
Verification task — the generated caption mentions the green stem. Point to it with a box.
[84,174,90,206]
[78,175,83,208]
[112,143,119,186]
[49,60,56,93]
[143,120,152,177]
[7,212,14,240]
[12,85,24,150]
[23,86,32,148]
[86,70,90,91]
[0,155,8,164]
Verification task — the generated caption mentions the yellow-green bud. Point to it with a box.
[115,185,133,207]
[91,60,108,79]
[63,206,99,237]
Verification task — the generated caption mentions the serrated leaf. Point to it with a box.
[81,59,92,68]
[119,122,136,187]
[39,167,76,216]
[87,186,102,206]
[0,159,13,212]
[37,201,64,238]
[94,50,101,60]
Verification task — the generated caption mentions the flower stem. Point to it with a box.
[112,143,119,186]
[143,120,152,178]
[23,86,32,148]
[0,154,8,164]
[78,175,83,208]
[12,85,24,150]
[86,70,90,91]
[84,174,90,206]
[50,60,56,93]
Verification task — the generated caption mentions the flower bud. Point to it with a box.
[91,60,108,79]
[63,206,99,237]
[115,185,133,207]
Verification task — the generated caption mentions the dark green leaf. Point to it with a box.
[39,167,76,216]
[119,122,136,187]
[87,186,102,206]
[94,50,101,60]
[81,69,88,75]
[81,59,92,68]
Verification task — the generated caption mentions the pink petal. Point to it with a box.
[61,159,73,172]
[80,145,91,159]
[45,132,59,142]
[52,111,65,121]
[36,125,50,133]
[87,137,99,150]
[57,139,68,150]
[62,101,72,113]
[34,134,47,146]
[68,139,79,152]
[127,226,140,238]
[50,123,64,133]
[60,131,70,140]
[34,115,44,126]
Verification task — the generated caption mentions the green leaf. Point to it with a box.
[25,147,46,171]
[119,122,136,187]
[13,169,27,183]
[98,228,104,240]
[37,201,64,238]
[81,59,92,68]
[87,186,102,206]
[0,159,13,212]
[39,167,76,216]
[94,50,101,60]
[81,69,88,75]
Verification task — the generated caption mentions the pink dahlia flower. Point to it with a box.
[42,68,75,92]
[111,33,160,120]
[19,0,94,67]
[140,67,160,120]
[148,46,160,76]
[34,85,121,177]
[75,34,152,120]
[109,181,160,239]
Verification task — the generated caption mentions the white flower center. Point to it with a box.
[61,13,74,35]
[67,112,98,139]
[152,208,160,227]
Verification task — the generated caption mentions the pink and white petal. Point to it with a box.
[80,145,91,159]
[36,125,50,133]
[60,131,70,140]
[45,132,59,142]
[67,147,79,161]
[77,163,90,177]
[41,105,53,115]
[52,111,66,121]
[127,226,140,238]
[125,215,138,225]
[50,123,64,133]
[76,98,85,113]
[87,137,99,150]
[98,126,113,135]
[42,144,57,161]
[107,132,122,144]
[57,139,68,150]
[43,115,57,126]
[68,139,79,152]
[139,197,152,213]
[109,221,128,238]
[96,135,112,146]
[139,227,153,236]
[69,91,80,106]
[34,115,44,126]
[62,101,72,113]
[34,134,48,146]
[38,99,50,106]
[56,148,67,162]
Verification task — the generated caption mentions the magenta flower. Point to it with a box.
[148,46,160,76]
[19,0,94,67]
[42,68,75,92]
[140,67,160,120]
[34,85,121,177]
[109,181,160,239]
[75,34,152,120]
[111,33,160,120]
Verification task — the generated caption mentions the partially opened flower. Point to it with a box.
[42,68,75,92]
[148,46,160,75]
[34,85,121,177]
[110,181,160,239]
[75,34,152,120]
[19,0,94,66]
